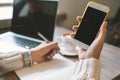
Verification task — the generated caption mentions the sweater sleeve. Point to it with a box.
[0,51,26,76]
[71,58,100,80]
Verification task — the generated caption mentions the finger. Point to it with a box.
[72,25,79,31]
[46,47,59,60]
[46,52,55,60]
[70,33,75,38]
[53,46,60,53]
[72,16,82,31]
[49,48,59,55]
[34,42,59,56]
[99,21,107,38]
[47,55,52,60]
[48,53,56,59]
[77,16,82,22]
[50,53,55,56]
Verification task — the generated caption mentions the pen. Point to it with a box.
[37,32,49,42]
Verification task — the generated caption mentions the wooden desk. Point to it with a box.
[0,26,120,80]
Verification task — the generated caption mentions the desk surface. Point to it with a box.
[0,26,120,80]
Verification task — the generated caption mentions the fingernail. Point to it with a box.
[47,56,51,59]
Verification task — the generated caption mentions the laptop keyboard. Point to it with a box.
[13,36,41,49]
[1,35,41,49]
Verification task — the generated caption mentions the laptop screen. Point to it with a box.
[11,0,58,41]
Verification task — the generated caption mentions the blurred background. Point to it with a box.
[0,0,120,47]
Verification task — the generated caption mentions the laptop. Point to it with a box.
[0,0,58,49]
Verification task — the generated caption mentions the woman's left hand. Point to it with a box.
[71,16,107,60]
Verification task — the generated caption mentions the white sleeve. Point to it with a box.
[71,58,100,80]
[0,51,24,76]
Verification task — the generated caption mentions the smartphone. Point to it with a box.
[74,1,110,49]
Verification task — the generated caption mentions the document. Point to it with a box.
[15,54,75,80]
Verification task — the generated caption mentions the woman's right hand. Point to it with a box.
[30,42,60,63]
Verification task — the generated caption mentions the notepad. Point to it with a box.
[15,54,76,80]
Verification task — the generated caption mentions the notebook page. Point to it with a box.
[15,54,75,80]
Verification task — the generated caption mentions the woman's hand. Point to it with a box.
[71,16,107,60]
[30,42,60,63]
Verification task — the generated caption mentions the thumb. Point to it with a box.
[99,21,107,39]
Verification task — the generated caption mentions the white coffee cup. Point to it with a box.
[56,35,76,52]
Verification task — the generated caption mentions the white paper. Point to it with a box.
[15,54,75,80]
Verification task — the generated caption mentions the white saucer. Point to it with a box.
[60,49,78,56]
